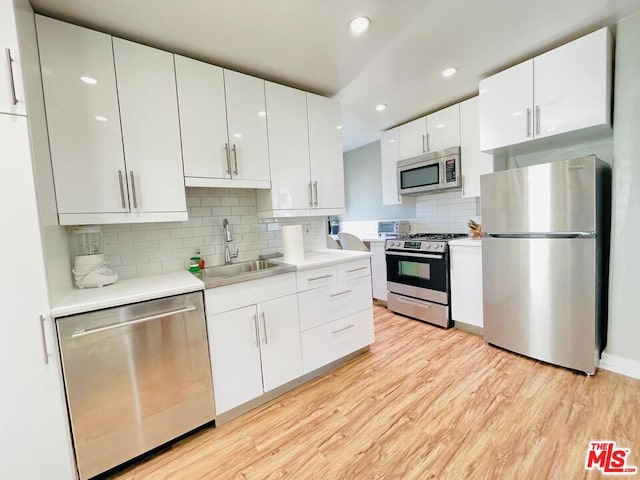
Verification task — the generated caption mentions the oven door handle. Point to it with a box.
[397,296,432,307]
[385,251,444,260]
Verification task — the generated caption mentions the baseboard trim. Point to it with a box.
[599,351,640,380]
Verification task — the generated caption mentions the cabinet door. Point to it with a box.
[459,96,494,198]
[534,28,611,139]
[369,242,388,301]
[307,93,345,210]
[0,0,26,115]
[37,16,127,214]
[264,82,311,210]
[479,60,533,152]
[0,114,75,479]
[175,55,230,180]
[450,245,483,328]
[399,116,427,159]
[207,305,263,414]
[258,295,302,392]
[380,128,401,205]
[223,70,270,183]
[113,38,186,213]
[426,104,460,152]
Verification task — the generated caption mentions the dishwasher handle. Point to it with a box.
[71,305,197,338]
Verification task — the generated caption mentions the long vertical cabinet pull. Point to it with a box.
[313,181,318,207]
[308,182,313,206]
[5,48,18,106]
[117,170,126,208]
[129,171,138,208]
[426,133,430,152]
[421,134,426,153]
[261,312,268,344]
[526,108,532,137]
[535,105,541,135]
[224,143,231,175]
[253,314,260,348]
[232,144,238,175]
[39,315,49,365]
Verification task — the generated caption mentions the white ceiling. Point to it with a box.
[30,0,640,152]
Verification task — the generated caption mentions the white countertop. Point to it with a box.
[449,238,482,247]
[294,249,372,270]
[51,271,205,317]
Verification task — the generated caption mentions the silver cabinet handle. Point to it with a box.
[313,181,318,207]
[232,144,238,175]
[118,170,126,208]
[5,48,18,106]
[71,306,196,338]
[535,105,541,135]
[224,143,231,175]
[426,133,430,152]
[39,315,49,365]
[308,182,313,206]
[421,134,426,153]
[261,312,268,345]
[347,266,368,274]
[308,274,333,281]
[253,313,260,348]
[129,171,138,208]
[330,289,352,298]
[332,324,355,334]
[526,108,532,137]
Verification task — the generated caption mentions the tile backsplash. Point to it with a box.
[412,190,478,233]
[84,188,326,280]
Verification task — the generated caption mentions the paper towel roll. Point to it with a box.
[282,225,304,264]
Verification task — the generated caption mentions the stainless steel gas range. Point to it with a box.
[385,233,468,328]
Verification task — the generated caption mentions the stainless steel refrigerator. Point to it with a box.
[480,155,611,374]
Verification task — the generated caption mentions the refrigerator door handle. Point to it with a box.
[487,232,595,239]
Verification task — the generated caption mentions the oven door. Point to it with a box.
[385,250,449,304]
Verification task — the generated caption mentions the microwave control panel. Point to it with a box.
[445,159,457,182]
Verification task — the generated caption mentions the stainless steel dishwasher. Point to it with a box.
[57,292,215,480]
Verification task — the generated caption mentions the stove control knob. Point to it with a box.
[423,242,431,249]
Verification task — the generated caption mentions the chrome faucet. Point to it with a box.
[223,218,239,265]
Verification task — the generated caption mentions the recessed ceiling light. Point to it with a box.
[442,67,458,78]
[436,124,445,129]
[80,76,97,84]
[336,125,343,130]
[350,16,371,34]
[94,115,108,122]
[233,133,242,138]
[375,104,387,112]
[512,111,523,117]
[258,111,266,117]
[389,139,396,143]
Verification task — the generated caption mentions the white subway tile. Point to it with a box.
[145,229,171,240]
[105,243,134,255]
[136,262,163,277]
[134,241,160,253]
[117,230,146,243]
[189,206,212,217]
[170,228,193,239]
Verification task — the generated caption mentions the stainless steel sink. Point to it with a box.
[194,259,296,288]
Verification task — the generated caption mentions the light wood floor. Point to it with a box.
[112,305,640,479]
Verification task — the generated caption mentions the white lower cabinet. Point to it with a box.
[205,273,301,414]
[368,241,387,301]
[450,242,483,328]
[297,258,375,375]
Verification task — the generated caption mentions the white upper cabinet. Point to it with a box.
[480,27,612,153]
[399,116,427,160]
[307,92,345,210]
[380,128,402,205]
[263,82,311,210]
[174,56,230,181]
[175,58,270,189]
[112,38,186,215]
[534,28,611,139]
[479,60,534,152]
[37,16,127,216]
[257,89,345,218]
[223,70,270,186]
[426,104,460,152]
[37,17,187,224]
[459,96,494,198]
[0,0,26,115]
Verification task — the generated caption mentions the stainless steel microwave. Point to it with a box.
[397,146,461,195]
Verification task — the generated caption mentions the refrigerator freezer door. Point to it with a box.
[481,156,597,234]
[482,237,597,374]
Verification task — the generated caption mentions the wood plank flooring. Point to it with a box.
[112,305,640,479]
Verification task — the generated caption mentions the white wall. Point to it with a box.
[90,188,326,279]
[607,11,640,363]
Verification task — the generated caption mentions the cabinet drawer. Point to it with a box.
[296,265,337,292]
[337,258,371,282]
[205,272,296,316]
[301,308,374,374]
[298,275,372,331]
